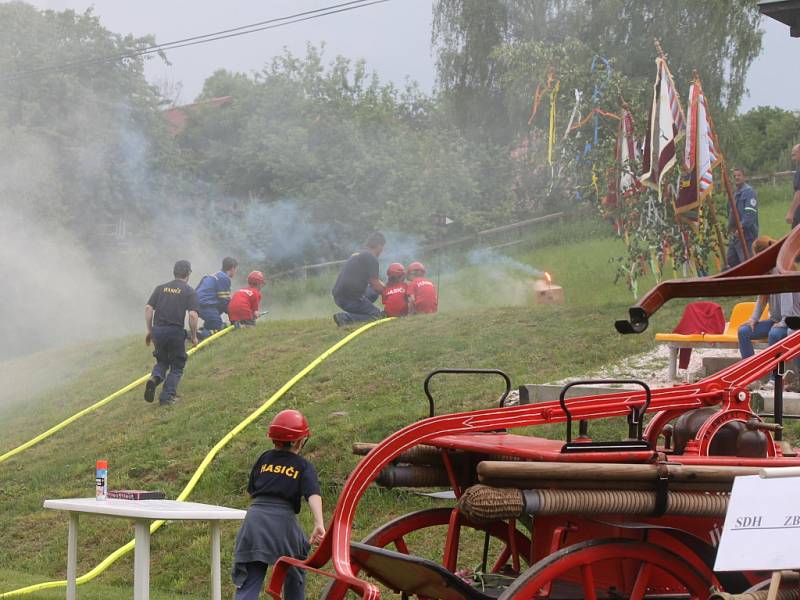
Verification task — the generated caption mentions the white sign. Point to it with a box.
[715,475,800,571]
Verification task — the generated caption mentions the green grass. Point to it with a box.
[0,184,793,599]
[0,305,667,598]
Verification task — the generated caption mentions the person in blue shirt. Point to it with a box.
[725,167,759,270]
[196,257,238,340]
[331,232,386,326]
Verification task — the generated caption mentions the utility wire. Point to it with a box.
[0,0,389,83]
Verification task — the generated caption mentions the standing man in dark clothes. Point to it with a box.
[786,145,800,228]
[144,260,199,406]
[331,232,386,326]
[725,167,759,269]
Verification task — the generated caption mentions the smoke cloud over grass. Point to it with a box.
[466,247,544,278]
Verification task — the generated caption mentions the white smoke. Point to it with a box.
[467,247,544,277]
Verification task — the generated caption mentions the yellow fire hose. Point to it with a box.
[0,326,235,467]
[0,317,392,597]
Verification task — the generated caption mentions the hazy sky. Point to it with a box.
[23,0,800,112]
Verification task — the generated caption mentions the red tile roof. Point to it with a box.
[162,96,233,135]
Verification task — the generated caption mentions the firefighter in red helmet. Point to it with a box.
[231,409,324,600]
[406,261,438,314]
[381,262,409,317]
[228,270,266,328]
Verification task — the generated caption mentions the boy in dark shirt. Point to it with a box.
[144,260,199,406]
[381,263,408,317]
[232,409,325,600]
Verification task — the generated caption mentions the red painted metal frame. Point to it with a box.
[626,225,800,323]
[267,330,800,598]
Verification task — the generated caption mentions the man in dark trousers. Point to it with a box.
[726,167,758,270]
[331,232,386,326]
[196,257,238,340]
[145,260,199,406]
[786,145,800,228]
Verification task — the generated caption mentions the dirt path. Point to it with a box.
[553,345,742,388]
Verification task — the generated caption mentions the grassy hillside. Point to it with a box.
[0,184,794,599]
[1,305,670,598]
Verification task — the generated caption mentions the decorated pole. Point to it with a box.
[675,71,735,270]
[696,72,749,260]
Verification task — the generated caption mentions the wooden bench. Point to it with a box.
[655,302,768,381]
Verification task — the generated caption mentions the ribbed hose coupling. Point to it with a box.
[457,485,524,523]
[523,488,728,517]
[457,485,729,523]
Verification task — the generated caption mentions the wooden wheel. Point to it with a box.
[321,507,531,599]
[499,538,710,600]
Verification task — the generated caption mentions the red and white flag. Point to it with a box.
[640,56,685,192]
[604,107,640,214]
[676,78,720,213]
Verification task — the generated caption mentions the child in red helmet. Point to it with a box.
[232,409,324,600]
[406,261,438,314]
[228,271,265,327]
[381,262,409,317]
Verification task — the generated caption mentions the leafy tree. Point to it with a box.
[0,2,175,233]
[728,106,800,175]
[177,47,518,266]
[0,4,195,357]
[433,0,763,143]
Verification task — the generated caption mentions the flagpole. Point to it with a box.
[697,70,750,261]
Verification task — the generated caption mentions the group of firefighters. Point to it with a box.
[141,233,440,598]
[144,231,439,405]
[143,257,266,406]
[332,231,438,325]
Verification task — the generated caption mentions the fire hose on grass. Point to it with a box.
[0,326,235,466]
[0,318,393,598]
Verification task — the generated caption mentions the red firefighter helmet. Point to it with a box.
[247,270,265,286]
[268,409,310,441]
[407,261,426,275]
[387,262,406,278]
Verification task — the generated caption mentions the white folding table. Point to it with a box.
[43,498,246,600]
